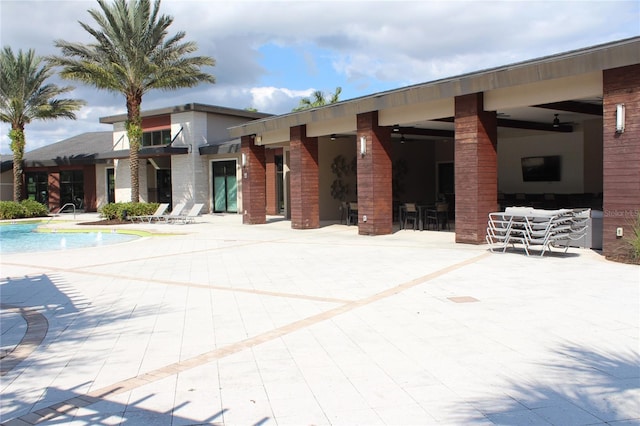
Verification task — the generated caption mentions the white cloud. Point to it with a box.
[0,0,637,153]
[249,86,315,113]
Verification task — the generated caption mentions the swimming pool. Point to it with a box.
[0,223,140,254]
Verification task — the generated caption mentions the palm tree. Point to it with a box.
[292,86,342,111]
[0,47,85,202]
[49,0,215,202]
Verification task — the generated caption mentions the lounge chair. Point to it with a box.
[130,203,169,223]
[158,203,186,223]
[167,203,204,224]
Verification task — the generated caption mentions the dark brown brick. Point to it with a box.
[603,64,640,259]
[241,135,266,224]
[355,111,393,235]
[454,93,498,244]
[290,125,320,229]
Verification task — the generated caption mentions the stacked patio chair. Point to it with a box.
[486,207,588,256]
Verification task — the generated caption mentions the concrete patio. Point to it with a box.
[1,213,638,425]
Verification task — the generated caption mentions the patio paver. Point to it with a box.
[1,213,638,425]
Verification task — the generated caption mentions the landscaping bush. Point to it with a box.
[0,200,48,219]
[0,201,25,219]
[20,199,49,217]
[99,202,159,220]
[631,212,640,262]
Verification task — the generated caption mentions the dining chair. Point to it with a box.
[425,206,438,230]
[436,202,450,230]
[425,202,449,230]
[403,203,419,230]
[340,201,349,224]
[348,202,358,226]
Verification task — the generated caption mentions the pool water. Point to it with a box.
[0,223,139,254]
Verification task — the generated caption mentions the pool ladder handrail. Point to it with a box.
[51,203,76,220]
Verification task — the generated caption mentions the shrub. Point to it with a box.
[0,200,48,219]
[631,212,640,262]
[20,199,49,217]
[0,201,25,219]
[99,202,159,220]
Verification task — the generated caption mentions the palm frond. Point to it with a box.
[0,46,85,127]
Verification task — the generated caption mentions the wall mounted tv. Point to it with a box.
[521,155,562,182]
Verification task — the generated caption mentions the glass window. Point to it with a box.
[26,172,48,204]
[61,170,84,208]
[142,129,171,147]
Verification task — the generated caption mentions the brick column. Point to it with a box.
[265,149,278,215]
[356,111,393,235]
[289,125,319,229]
[454,92,498,244]
[602,64,640,260]
[241,135,266,224]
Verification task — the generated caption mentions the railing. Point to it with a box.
[58,203,77,219]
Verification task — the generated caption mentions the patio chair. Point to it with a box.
[340,201,349,224]
[425,202,449,230]
[436,202,450,230]
[158,203,186,223]
[347,202,358,226]
[129,203,169,223]
[403,203,419,230]
[167,203,204,224]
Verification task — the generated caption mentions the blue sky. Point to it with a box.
[1,0,639,154]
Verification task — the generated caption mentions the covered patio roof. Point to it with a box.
[228,37,640,144]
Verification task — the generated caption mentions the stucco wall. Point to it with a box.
[319,136,357,221]
[498,130,585,194]
[170,111,209,211]
[114,159,148,203]
[583,118,604,194]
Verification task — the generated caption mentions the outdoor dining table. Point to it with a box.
[398,203,434,231]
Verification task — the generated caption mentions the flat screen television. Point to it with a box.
[521,155,561,182]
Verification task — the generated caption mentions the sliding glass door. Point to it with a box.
[212,160,237,213]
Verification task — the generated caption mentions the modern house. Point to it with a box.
[1,104,271,213]
[2,37,638,260]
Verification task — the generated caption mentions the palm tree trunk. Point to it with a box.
[130,146,140,202]
[126,93,143,202]
[12,161,23,202]
[10,126,26,202]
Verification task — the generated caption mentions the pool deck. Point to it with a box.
[1,213,638,425]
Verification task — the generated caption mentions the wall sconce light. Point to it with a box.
[330,134,336,141]
[241,152,247,167]
[255,135,262,144]
[393,124,400,132]
[400,135,406,144]
[359,135,367,156]
[616,103,625,133]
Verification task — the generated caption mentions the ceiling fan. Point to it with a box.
[552,113,575,127]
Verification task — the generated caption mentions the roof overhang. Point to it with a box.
[22,155,107,168]
[199,139,241,155]
[95,145,189,160]
[229,37,640,139]
[100,103,272,124]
